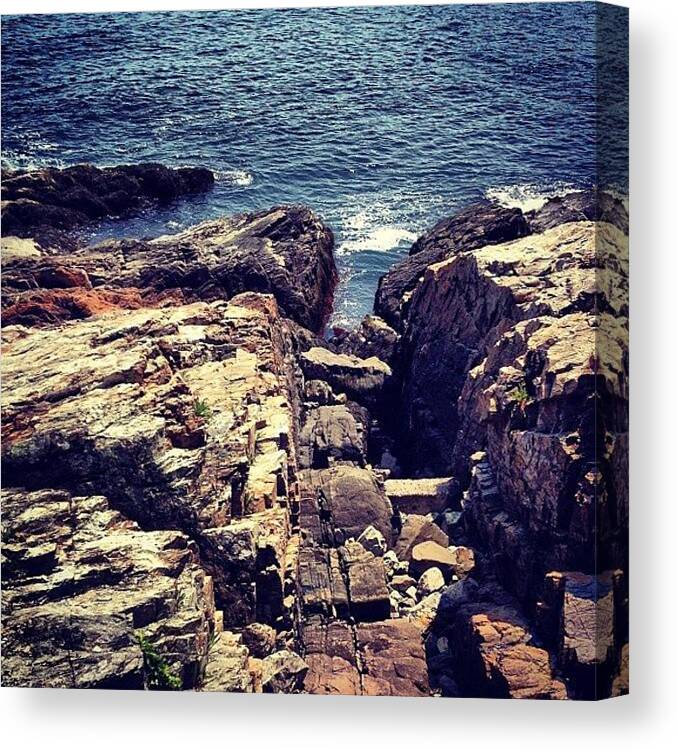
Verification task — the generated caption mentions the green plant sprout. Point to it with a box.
[193,398,212,420]
[136,632,182,690]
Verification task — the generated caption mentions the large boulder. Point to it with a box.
[385,477,456,515]
[300,347,391,407]
[299,465,394,547]
[299,404,369,469]
[374,202,529,326]
[436,577,566,699]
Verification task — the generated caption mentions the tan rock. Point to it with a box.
[385,477,455,515]
[410,541,457,579]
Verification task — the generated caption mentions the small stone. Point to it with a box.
[390,574,417,594]
[418,567,445,597]
[448,545,476,577]
[241,623,277,659]
[383,550,399,577]
[261,649,309,693]
[357,525,387,557]
[407,592,443,634]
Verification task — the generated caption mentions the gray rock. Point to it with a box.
[241,622,277,659]
[261,649,309,693]
[357,525,387,557]
[300,347,392,408]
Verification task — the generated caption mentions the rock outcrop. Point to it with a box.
[1,171,628,700]
[374,202,529,327]
[369,189,628,699]
[1,163,214,237]
[1,487,218,689]
[1,296,301,629]
[2,204,337,332]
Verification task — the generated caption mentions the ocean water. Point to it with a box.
[1,3,627,328]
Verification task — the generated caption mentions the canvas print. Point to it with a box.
[0,2,628,699]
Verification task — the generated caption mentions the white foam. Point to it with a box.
[215,169,254,186]
[338,225,417,255]
[485,183,580,213]
[335,190,447,256]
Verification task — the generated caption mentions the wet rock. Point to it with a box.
[409,202,530,258]
[261,649,309,693]
[2,163,214,236]
[526,189,628,234]
[394,514,450,561]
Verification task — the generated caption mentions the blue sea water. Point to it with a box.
[1,3,627,327]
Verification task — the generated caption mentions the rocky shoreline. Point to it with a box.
[1,164,628,699]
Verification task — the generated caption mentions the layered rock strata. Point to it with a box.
[2,204,336,333]
[370,189,629,699]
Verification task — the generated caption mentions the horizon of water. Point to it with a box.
[1,3,628,327]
